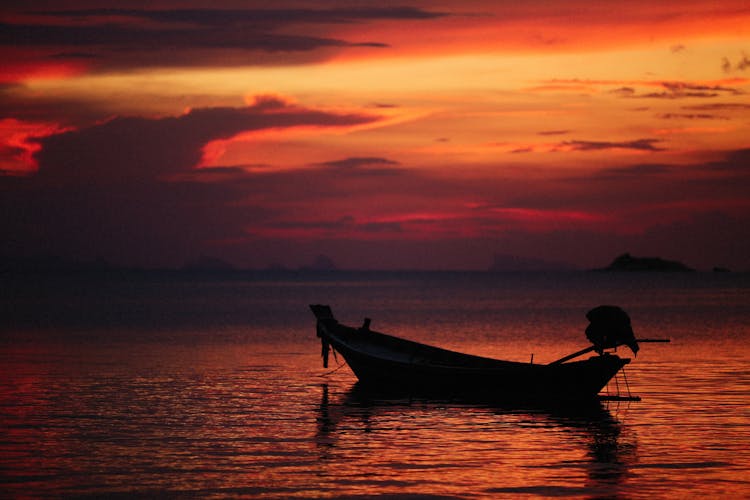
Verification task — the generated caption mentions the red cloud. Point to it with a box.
[0,119,69,174]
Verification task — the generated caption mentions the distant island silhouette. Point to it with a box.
[598,253,694,272]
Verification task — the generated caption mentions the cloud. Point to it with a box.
[704,148,750,173]
[48,52,99,60]
[243,147,750,262]
[0,144,26,171]
[3,88,750,270]
[32,7,446,27]
[269,216,357,231]
[722,53,750,73]
[0,82,118,125]
[31,97,378,182]
[657,113,729,120]
[573,147,750,194]
[360,221,405,233]
[0,98,380,265]
[537,130,570,136]
[592,164,671,178]
[558,138,665,152]
[586,79,746,99]
[681,103,750,111]
[0,7,447,72]
[637,82,741,99]
[0,21,370,52]
[256,215,405,237]
[370,103,399,109]
[0,118,67,173]
[611,87,636,97]
[313,157,400,170]
[539,78,745,100]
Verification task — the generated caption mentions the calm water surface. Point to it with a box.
[1,271,749,498]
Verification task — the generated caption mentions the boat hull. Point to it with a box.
[313,307,629,401]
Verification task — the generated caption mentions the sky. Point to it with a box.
[1,1,749,271]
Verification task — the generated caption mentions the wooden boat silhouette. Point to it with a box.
[310,304,663,401]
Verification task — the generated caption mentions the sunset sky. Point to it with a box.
[2,1,749,270]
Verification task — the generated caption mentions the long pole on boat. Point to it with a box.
[548,338,670,365]
[548,346,596,365]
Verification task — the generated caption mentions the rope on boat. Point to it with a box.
[318,360,348,377]
[613,368,620,396]
[318,347,348,377]
[600,365,640,402]
[621,365,633,398]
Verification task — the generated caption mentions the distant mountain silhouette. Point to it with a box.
[599,253,694,272]
[0,255,115,272]
[182,255,235,271]
[301,254,338,271]
[265,262,290,272]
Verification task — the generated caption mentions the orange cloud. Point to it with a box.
[330,0,750,60]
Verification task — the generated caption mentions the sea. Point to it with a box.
[1,270,749,499]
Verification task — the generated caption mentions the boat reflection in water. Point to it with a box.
[315,383,637,498]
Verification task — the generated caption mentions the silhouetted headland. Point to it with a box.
[598,253,694,272]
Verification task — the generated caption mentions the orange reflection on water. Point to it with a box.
[314,383,636,498]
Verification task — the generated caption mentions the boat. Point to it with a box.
[310,304,666,402]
